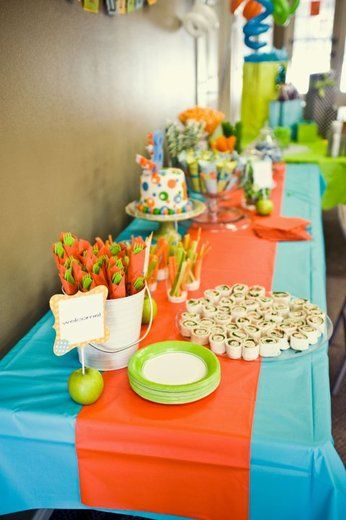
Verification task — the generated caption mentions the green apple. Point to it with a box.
[68,367,104,405]
[256,198,274,216]
[142,296,158,324]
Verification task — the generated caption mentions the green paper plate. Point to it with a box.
[129,372,219,394]
[128,341,221,394]
[128,373,220,399]
[129,377,220,405]
[128,371,220,395]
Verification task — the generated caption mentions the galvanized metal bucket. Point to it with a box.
[78,284,153,371]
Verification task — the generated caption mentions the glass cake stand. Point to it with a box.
[193,193,248,228]
[187,169,249,230]
[125,199,206,242]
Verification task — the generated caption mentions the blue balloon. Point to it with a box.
[243,0,274,51]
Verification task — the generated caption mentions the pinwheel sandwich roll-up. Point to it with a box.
[306,315,325,333]
[181,311,200,321]
[290,331,309,351]
[242,339,260,361]
[259,337,281,357]
[230,329,248,342]
[268,329,289,350]
[180,319,199,338]
[258,296,273,309]
[236,317,251,329]
[215,313,232,326]
[231,305,247,319]
[272,291,291,305]
[204,289,221,303]
[231,283,248,294]
[215,284,232,296]
[225,323,239,337]
[248,285,266,298]
[186,298,203,314]
[244,325,261,341]
[299,325,320,345]
[191,327,210,346]
[242,299,259,311]
[226,338,242,359]
[230,291,246,303]
[202,304,218,318]
[200,318,215,328]
[210,333,227,355]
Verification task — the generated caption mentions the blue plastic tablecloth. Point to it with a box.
[0,164,345,519]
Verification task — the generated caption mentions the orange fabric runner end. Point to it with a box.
[76,169,286,519]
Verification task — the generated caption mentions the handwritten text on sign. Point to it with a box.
[49,286,109,356]
[253,160,274,190]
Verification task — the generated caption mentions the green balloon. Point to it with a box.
[273,0,299,26]
[288,0,300,15]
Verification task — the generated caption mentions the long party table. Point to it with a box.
[0,164,345,519]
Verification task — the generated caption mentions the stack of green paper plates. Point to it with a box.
[128,341,221,405]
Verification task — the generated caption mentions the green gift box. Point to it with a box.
[297,121,318,143]
[274,127,291,148]
[241,61,287,142]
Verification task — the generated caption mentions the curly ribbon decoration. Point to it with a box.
[243,0,274,50]
[231,0,300,51]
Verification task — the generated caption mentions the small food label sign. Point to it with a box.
[49,286,109,356]
[253,160,273,190]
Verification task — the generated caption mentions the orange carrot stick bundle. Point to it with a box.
[59,232,79,258]
[58,266,78,295]
[52,232,151,299]
[126,237,147,295]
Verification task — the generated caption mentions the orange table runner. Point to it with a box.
[76,170,285,520]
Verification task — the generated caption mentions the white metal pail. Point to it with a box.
[78,285,152,371]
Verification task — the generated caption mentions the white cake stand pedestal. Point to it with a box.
[125,199,206,242]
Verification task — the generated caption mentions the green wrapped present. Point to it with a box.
[241,60,287,143]
[297,121,318,143]
[274,127,291,149]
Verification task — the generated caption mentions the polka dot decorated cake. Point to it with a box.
[137,168,192,216]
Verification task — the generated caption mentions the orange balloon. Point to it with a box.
[230,0,245,14]
[243,0,263,20]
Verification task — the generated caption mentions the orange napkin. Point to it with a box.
[252,216,312,242]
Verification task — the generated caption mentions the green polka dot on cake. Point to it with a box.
[159,191,169,201]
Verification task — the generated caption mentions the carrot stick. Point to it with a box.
[194,259,202,280]
[168,256,177,286]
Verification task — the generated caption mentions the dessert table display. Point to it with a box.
[165,110,249,226]
[0,164,346,520]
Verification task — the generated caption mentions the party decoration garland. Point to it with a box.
[78,0,158,16]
